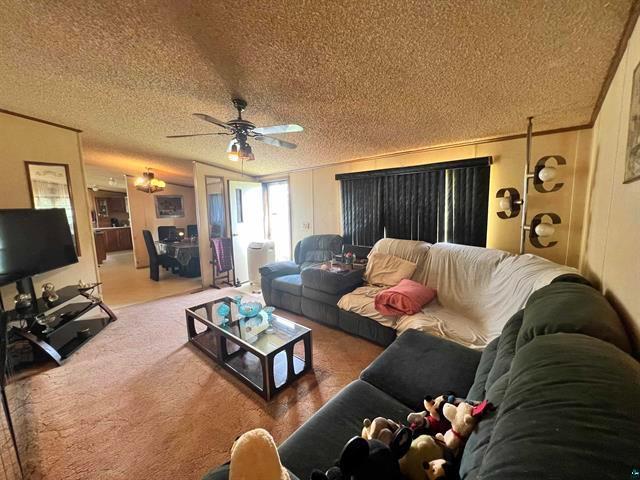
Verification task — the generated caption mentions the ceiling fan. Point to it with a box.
[167,98,303,162]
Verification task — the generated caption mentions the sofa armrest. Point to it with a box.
[260,261,300,277]
[360,329,482,410]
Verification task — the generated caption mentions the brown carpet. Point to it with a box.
[7,288,383,480]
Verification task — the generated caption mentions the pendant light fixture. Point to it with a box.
[135,168,166,193]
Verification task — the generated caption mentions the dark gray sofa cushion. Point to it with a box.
[301,297,339,327]
[485,310,523,391]
[360,329,482,410]
[338,309,396,347]
[272,274,303,297]
[295,234,343,265]
[459,373,510,480]
[278,380,412,480]
[301,267,363,295]
[302,286,342,306]
[477,333,640,480]
[466,337,498,402]
[518,282,632,354]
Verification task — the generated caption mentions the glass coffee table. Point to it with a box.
[185,297,312,400]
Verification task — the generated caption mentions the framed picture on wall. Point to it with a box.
[155,195,185,218]
[625,61,640,184]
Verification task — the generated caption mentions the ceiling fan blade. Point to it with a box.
[193,113,233,130]
[166,133,223,138]
[254,135,297,149]
[253,124,303,135]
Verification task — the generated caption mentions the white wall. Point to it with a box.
[580,16,640,350]
[0,111,99,306]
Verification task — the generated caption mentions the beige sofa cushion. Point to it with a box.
[364,252,417,287]
[369,238,432,285]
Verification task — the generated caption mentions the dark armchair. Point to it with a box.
[260,234,344,306]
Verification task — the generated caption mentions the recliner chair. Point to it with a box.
[260,235,369,326]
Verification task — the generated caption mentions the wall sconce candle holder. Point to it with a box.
[496,117,565,253]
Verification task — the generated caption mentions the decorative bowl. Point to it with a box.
[238,301,262,318]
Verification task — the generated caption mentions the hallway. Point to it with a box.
[98,251,203,308]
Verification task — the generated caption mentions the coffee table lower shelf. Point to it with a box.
[187,321,312,401]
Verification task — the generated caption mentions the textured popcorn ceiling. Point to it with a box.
[0,0,634,178]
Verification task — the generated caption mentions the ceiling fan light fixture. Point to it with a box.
[239,143,254,162]
[228,143,239,162]
[135,169,166,193]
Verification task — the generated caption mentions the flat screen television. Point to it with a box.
[0,209,78,286]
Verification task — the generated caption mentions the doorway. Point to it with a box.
[228,180,264,284]
[265,180,291,261]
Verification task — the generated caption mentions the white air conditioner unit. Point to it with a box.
[247,240,275,292]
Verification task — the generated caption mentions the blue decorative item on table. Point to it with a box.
[262,306,276,333]
[238,301,262,318]
[216,302,231,323]
[262,306,275,320]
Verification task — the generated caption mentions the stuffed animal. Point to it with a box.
[310,427,412,480]
[407,393,461,438]
[361,417,401,445]
[398,434,446,480]
[435,400,491,454]
[424,457,456,480]
[229,428,290,480]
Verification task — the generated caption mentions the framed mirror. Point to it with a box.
[205,176,226,239]
[25,161,81,255]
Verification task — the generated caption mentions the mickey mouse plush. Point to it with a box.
[407,392,461,438]
[310,427,412,480]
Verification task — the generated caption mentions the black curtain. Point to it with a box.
[445,165,491,246]
[338,158,491,247]
[340,177,384,246]
[382,170,444,243]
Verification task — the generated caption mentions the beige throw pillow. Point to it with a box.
[364,252,417,287]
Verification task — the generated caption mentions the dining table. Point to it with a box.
[156,240,201,277]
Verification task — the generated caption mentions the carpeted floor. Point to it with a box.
[7,288,383,480]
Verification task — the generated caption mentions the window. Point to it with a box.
[337,157,491,247]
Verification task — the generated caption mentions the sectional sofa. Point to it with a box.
[262,236,577,349]
[205,278,640,479]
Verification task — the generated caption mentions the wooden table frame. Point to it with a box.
[186,306,312,401]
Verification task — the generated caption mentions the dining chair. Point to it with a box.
[157,226,178,242]
[143,230,178,281]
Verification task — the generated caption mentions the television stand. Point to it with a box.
[6,286,117,366]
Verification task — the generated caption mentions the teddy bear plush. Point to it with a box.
[361,417,401,445]
[398,434,446,480]
[407,393,461,438]
[229,428,289,480]
[435,400,491,455]
[310,427,412,480]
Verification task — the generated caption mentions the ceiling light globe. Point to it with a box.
[499,197,512,211]
[534,222,555,237]
[135,177,145,186]
[538,166,557,182]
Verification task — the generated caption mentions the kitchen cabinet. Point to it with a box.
[106,196,127,213]
[98,227,133,252]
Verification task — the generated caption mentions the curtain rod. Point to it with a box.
[334,157,492,181]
